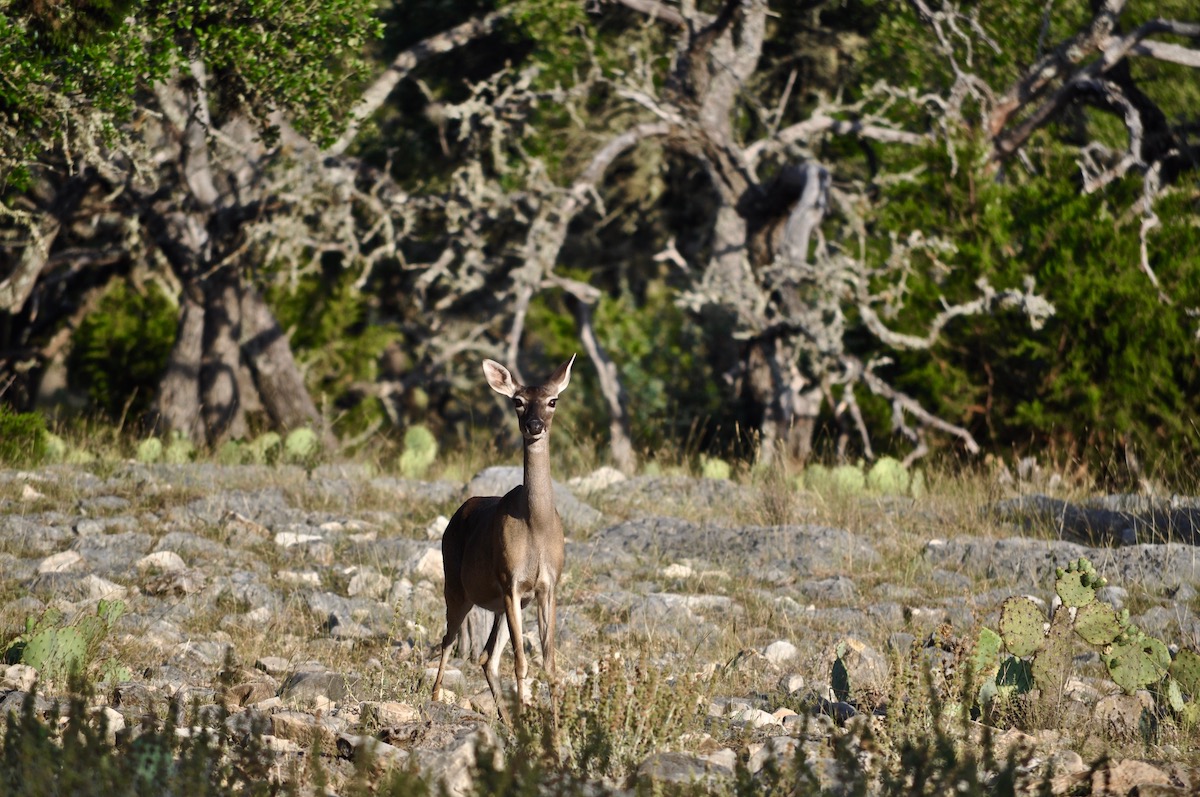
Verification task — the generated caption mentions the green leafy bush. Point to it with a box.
[68,279,177,423]
[0,407,47,465]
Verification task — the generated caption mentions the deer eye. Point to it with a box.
[548,398,557,408]
[512,398,525,409]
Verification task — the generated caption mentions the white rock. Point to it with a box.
[412,548,444,581]
[3,664,38,692]
[568,466,626,492]
[136,550,186,572]
[81,574,127,601]
[661,562,694,579]
[425,515,450,540]
[21,484,45,501]
[729,707,782,728]
[276,570,321,586]
[38,550,83,574]
[348,568,391,599]
[779,673,806,694]
[763,640,800,666]
[275,531,322,548]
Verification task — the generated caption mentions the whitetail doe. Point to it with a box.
[432,354,575,723]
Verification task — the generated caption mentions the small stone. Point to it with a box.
[425,516,449,540]
[1090,759,1172,795]
[347,568,391,599]
[2,664,38,692]
[276,570,322,586]
[729,706,781,728]
[38,550,83,574]
[762,640,799,666]
[275,531,322,548]
[779,673,806,694]
[21,484,44,502]
[661,562,694,579]
[136,550,187,572]
[412,548,444,581]
[360,701,420,726]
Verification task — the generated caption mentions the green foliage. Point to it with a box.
[268,269,399,440]
[398,425,438,479]
[2,0,383,185]
[872,135,1200,471]
[525,278,723,453]
[68,279,177,423]
[0,406,47,465]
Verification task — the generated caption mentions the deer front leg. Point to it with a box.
[537,585,560,731]
[536,586,557,686]
[504,588,528,716]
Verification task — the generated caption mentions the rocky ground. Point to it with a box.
[0,463,1197,795]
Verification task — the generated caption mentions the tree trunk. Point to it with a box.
[240,285,324,436]
[154,287,207,441]
[200,268,246,443]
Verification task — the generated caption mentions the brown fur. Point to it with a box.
[431,355,574,723]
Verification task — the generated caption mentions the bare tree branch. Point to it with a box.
[327,9,512,156]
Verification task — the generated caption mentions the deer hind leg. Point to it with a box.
[480,611,513,724]
[432,594,472,702]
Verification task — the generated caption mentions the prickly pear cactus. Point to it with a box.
[20,627,87,680]
[972,627,1002,681]
[993,657,1034,700]
[1169,648,1200,696]
[831,641,851,702]
[999,597,1046,658]
[1031,610,1074,696]
[1104,628,1170,694]
[1055,557,1105,608]
[1074,601,1126,646]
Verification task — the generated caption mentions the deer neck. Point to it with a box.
[522,435,556,527]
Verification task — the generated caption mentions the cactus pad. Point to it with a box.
[972,627,1002,680]
[1104,628,1170,694]
[1074,601,1125,646]
[1000,597,1046,658]
[1055,557,1103,608]
[20,627,88,680]
[1169,648,1200,697]
[994,657,1034,699]
[1031,610,1075,696]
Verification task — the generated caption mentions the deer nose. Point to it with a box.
[526,418,545,436]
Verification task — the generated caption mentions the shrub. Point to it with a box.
[67,278,176,422]
[0,406,47,465]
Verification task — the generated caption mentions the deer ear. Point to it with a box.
[547,353,576,395]
[482,359,516,397]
